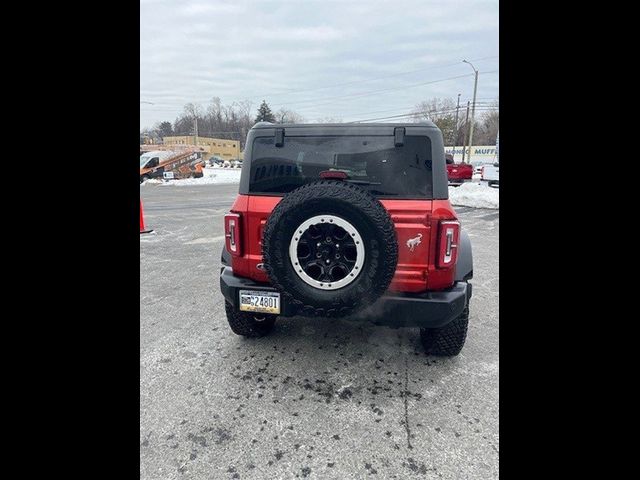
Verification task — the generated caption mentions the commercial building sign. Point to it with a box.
[444,145,498,163]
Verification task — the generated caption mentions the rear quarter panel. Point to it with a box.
[380,199,432,292]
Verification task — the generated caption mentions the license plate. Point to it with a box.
[239,290,281,314]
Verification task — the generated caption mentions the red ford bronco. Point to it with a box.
[220,122,473,356]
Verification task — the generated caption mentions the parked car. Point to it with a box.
[445,153,473,186]
[481,163,499,187]
[473,164,485,175]
[209,156,224,167]
[219,121,473,356]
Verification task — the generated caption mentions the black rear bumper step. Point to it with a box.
[219,266,471,328]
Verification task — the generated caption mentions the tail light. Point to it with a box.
[437,220,460,268]
[224,213,242,256]
[481,166,486,179]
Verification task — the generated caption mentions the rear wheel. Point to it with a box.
[420,305,469,356]
[224,301,276,337]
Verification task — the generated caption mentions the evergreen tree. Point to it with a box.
[157,121,173,138]
[255,100,276,123]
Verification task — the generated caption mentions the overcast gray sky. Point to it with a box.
[140,0,498,129]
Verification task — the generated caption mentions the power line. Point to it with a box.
[141,99,496,117]
[272,70,498,111]
[143,101,498,127]
[339,101,498,120]
[329,105,487,123]
[142,69,498,127]
[142,71,498,121]
[274,72,473,108]
[291,70,498,111]
[349,106,499,123]
[233,56,499,102]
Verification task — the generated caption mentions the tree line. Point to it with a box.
[411,97,499,146]
[141,97,498,148]
[140,99,306,148]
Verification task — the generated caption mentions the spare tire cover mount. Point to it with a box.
[262,180,398,317]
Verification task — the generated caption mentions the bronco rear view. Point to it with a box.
[220,122,473,356]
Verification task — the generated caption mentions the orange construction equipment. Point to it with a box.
[140,149,205,183]
[140,199,153,234]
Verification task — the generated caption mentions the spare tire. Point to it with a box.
[262,180,398,317]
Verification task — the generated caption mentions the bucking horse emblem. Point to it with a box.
[406,233,423,252]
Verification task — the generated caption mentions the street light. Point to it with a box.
[462,60,478,164]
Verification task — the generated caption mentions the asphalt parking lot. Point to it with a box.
[140,183,499,480]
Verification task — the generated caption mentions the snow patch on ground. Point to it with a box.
[449,181,499,209]
[201,166,241,176]
[158,168,242,186]
[140,179,163,185]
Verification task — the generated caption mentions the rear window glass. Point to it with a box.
[249,135,433,198]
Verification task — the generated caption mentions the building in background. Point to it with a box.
[140,133,161,145]
[163,136,241,160]
[444,145,498,166]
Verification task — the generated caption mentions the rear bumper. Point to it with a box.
[361,282,471,328]
[219,266,471,328]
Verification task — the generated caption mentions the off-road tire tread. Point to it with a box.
[420,306,469,356]
[224,301,276,337]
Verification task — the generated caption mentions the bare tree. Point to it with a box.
[411,98,458,145]
[473,100,499,145]
[410,97,498,146]
[156,98,258,149]
[314,116,343,123]
[275,108,306,124]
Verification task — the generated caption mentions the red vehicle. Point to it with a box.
[445,153,473,185]
[220,122,473,356]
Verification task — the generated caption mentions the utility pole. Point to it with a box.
[463,60,479,164]
[453,93,461,161]
[461,101,470,163]
[194,116,198,146]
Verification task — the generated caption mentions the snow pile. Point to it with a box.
[448,182,499,209]
[201,166,241,178]
[140,179,163,185]
[160,168,241,186]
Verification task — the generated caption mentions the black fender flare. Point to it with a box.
[454,229,473,282]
